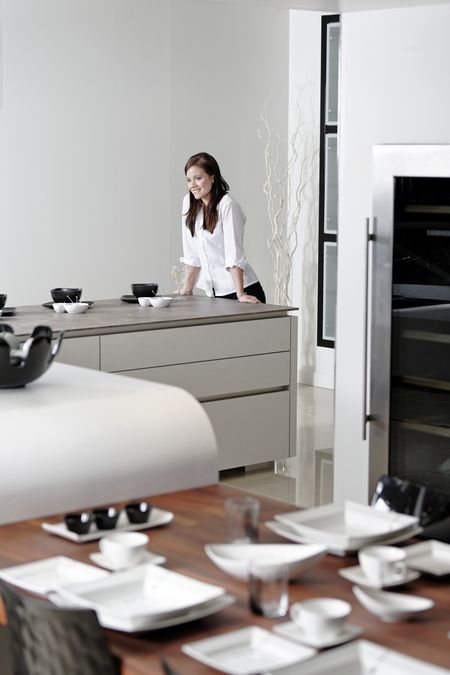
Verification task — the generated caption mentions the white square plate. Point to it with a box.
[275,502,419,549]
[266,640,449,675]
[49,590,235,633]
[56,563,225,620]
[265,519,423,555]
[0,556,108,595]
[404,540,450,576]
[42,507,173,542]
[182,626,316,675]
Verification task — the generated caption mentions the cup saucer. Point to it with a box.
[89,550,166,572]
[338,564,420,589]
[273,620,362,649]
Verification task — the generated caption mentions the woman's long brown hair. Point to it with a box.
[184,153,230,236]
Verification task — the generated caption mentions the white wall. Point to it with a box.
[0,0,170,304]
[289,10,335,388]
[0,0,289,307]
[334,3,450,504]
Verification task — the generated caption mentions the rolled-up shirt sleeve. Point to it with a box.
[222,199,247,270]
[180,195,201,267]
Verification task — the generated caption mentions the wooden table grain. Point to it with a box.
[0,485,449,674]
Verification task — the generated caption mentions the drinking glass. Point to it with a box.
[249,558,289,618]
[224,496,260,544]
[171,264,186,297]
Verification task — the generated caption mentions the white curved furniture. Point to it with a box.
[0,363,218,525]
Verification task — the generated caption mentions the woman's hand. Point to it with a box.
[237,293,261,304]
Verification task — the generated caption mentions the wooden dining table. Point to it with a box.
[0,484,449,674]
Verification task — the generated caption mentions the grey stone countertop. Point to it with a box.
[3,296,298,338]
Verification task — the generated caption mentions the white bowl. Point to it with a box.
[149,296,172,308]
[99,532,149,569]
[205,543,327,581]
[63,302,89,314]
[353,584,434,622]
[53,303,66,313]
[138,297,152,307]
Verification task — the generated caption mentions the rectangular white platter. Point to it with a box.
[56,563,225,621]
[182,626,316,675]
[49,591,235,633]
[265,519,423,556]
[274,502,419,549]
[0,556,108,595]
[266,640,450,675]
[404,540,450,576]
[42,507,173,542]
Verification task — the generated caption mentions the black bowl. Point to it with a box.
[0,294,7,310]
[131,283,158,299]
[125,502,152,524]
[51,287,82,303]
[92,507,121,530]
[0,324,64,389]
[64,512,93,535]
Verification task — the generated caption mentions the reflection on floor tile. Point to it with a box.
[220,384,334,508]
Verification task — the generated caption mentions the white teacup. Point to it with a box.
[359,545,406,584]
[290,597,351,642]
[138,297,151,307]
[53,303,66,313]
[99,532,149,568]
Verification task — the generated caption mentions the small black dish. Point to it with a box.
[64,512,93,535]
[131,283,158,299]
[42,301,94,309]
[120,295,139,304]
[0,307,16,317]
[92,507,121,530]
[125,502,152,524]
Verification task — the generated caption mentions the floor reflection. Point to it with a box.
[220,384,334,507]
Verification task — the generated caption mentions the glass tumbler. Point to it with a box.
[224,497,260,544]
[248,558,289,618]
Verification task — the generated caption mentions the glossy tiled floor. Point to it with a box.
[220,385,334,507]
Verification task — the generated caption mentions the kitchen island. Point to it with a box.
[7,297,297,470]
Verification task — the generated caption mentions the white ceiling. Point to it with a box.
[203,0,450,13]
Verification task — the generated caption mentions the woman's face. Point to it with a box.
[186,165,214,204]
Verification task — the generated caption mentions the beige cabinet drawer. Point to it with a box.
[100,318,290,372]
[56,336,100,370]
[115,352,290,399]
[203,391,291,470]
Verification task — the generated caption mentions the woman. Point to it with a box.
[178,152,266,304]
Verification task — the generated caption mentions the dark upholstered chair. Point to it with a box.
[0,580,120,675]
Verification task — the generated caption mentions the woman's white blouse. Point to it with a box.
[180,193,258,297]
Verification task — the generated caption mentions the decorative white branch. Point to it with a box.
[257,83,319,306]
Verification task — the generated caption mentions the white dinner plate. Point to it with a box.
[205,543,327,581]
[0,556,108,595]
[89,550,166,572]
[265,640,450,675]
[273,621,362,649]
[49,591,236,633]
[56,563,225,621]
[404,540,450,576]
[42,507,173,542]
[353,585,435,622]
[275,502,419,550]
[265,519,423,556]
[338,564,420,589]
[182,626,316,675]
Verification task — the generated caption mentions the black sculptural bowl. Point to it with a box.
[131,283,158,298]
[0,324,64,388]
[50,287,82,303]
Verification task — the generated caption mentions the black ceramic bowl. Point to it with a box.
[92,507,121,530]
[131,283,158,299]
[0,295,7,310]
[51,287,82,303]
[64,512,93,535]
[0,324,64,389]
[125,502,152,524]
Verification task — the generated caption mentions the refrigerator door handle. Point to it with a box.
[363,217,376,440]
